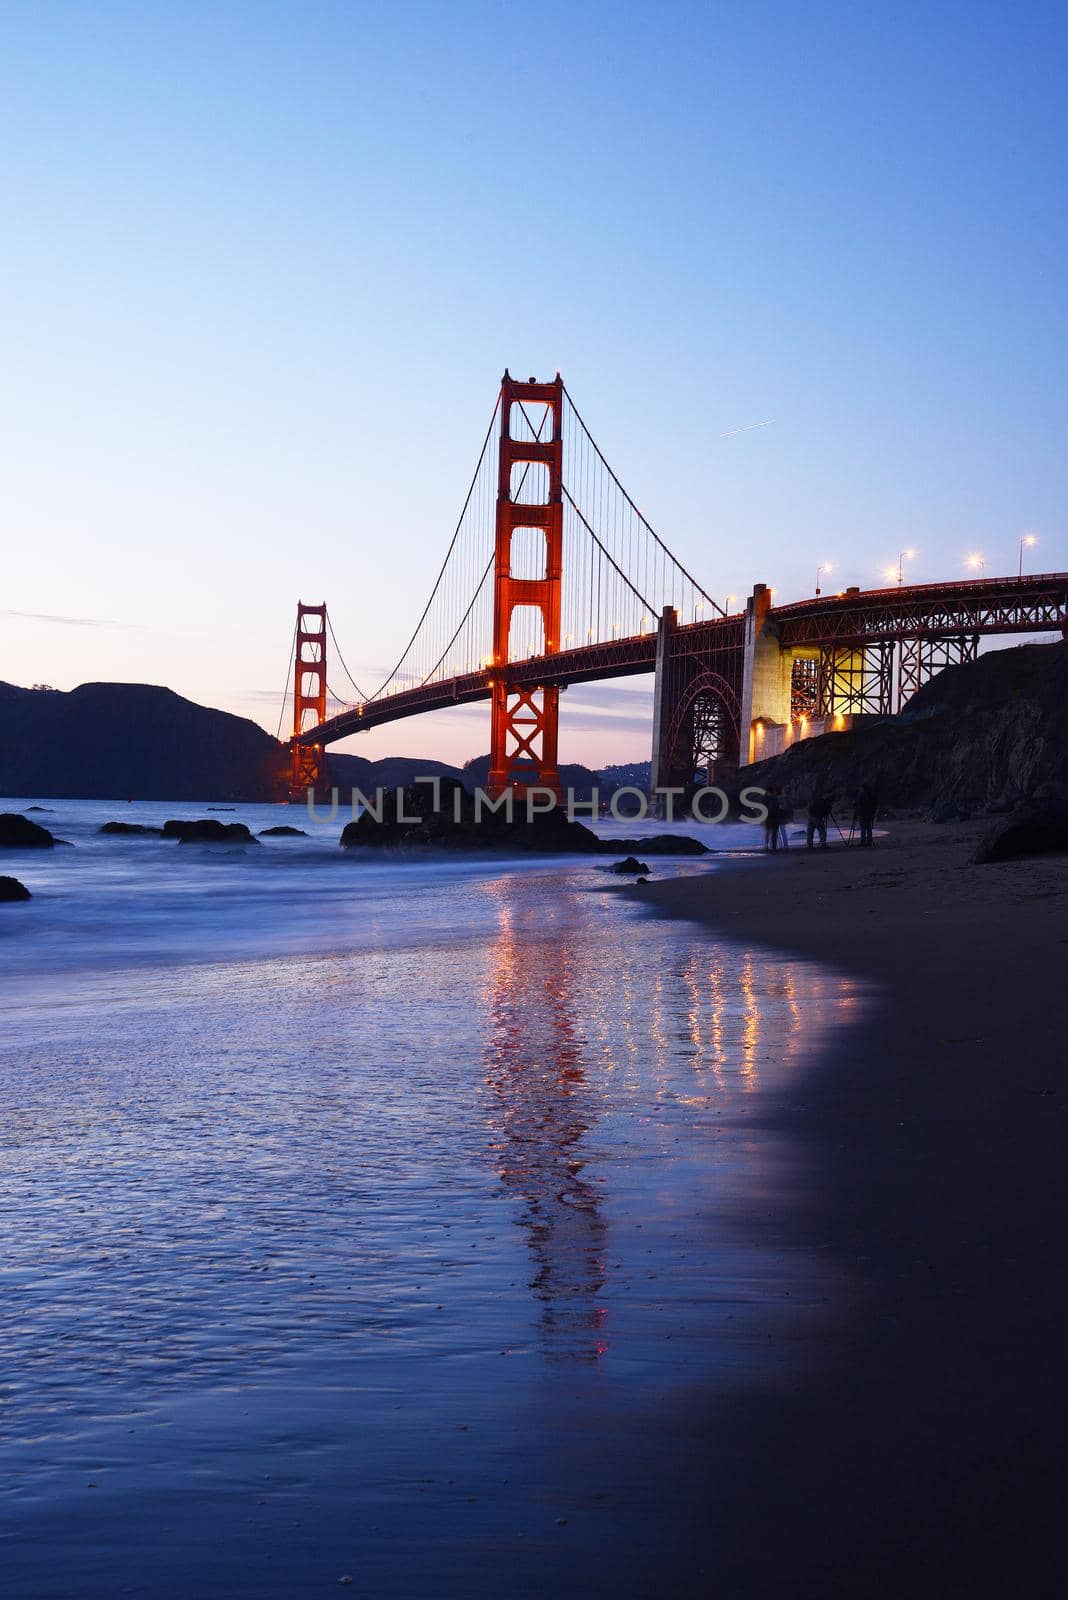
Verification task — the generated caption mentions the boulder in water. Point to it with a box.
[259,825,307,837]
[99,821,163,836]
[0,813,56,849]
[162,818,258,844]
[612,856,650,874]
[340,781,602,853]
[0,875,31,901]
[972,799,1068,864]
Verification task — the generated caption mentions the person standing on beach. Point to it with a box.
[777,795,792,850]
[764,787,783,852]
[806,790,834,849]
[853,782,878,847]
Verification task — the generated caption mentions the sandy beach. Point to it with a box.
[623,821,1068,1596]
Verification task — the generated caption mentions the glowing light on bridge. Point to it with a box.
[965,551,986,575]
[885,549,916,586]
[284,374,1068,798]
[1019,532,1038,577]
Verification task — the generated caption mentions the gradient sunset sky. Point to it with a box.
[3,1,1065,765]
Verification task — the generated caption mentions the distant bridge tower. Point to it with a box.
[488,372,564,797]
[290,601,328,797]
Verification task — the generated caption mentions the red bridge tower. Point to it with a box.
[290,602,328,798]
[487,372,563,797]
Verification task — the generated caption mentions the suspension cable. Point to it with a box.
[560,381,724,616]
[319,378,723,718]
[365,391,502,700]
[326,681,354,711]
[561,485,656,614]
[419,554,495,683]
[274,618,297,741]
[326,610,368,702]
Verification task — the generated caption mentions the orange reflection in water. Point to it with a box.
[481,894,608,1363]
[479,878,866,1360]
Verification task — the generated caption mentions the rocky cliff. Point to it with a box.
[731,641,1068,820]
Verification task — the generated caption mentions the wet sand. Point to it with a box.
[623,821,1068,1597]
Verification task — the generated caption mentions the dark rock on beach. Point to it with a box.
[99,821,164,836]
[972,798,1068,864]
[339,781,708,855]
[0,875,31,901]
[612,856,650,874]
[0,813,57,849]
[340,780,601,853]
[162,819,259,844]
[259,825,308,837]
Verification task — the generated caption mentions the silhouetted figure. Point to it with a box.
[764,787,783,853]
[853,783,878,847]
[778,796,793,850]
[807,791,834,850]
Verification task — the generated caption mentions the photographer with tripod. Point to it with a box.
[806,790,836,850]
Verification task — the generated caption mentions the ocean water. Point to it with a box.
[0,797,864,1598]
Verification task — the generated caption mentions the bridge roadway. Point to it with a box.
[296,571,1068,750]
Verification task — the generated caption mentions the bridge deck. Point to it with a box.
[296,572,1068,749]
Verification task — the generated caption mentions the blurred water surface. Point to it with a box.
[0,797,863,1598]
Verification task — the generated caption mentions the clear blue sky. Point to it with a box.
[2,0,1065,764]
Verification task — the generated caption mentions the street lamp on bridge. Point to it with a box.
[965,551,986,576]
[1018,532,1038,577]
[815,563,832,596]
[884,549,916,586]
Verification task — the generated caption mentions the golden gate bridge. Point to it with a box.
[284,372,1068,797]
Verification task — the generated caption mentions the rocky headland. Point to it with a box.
[726,640,1068,822]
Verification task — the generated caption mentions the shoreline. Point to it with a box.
[622,820,1068,1595]
[5,804,1066,1593]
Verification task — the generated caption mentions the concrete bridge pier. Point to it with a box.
[739,583,787,763]
[738,582,882,764]
[649,604,744,806]
[649,606,683,798]
[738,582,820,764]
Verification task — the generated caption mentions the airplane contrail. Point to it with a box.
[1,608,132,629]
[719,418,776,439]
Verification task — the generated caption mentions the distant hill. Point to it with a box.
[332,754,648,801]
[729,641,1068,820]
[327,753,466,793]
[0,681,287,801]
[600,760,651,790]
[0,678,654,804]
